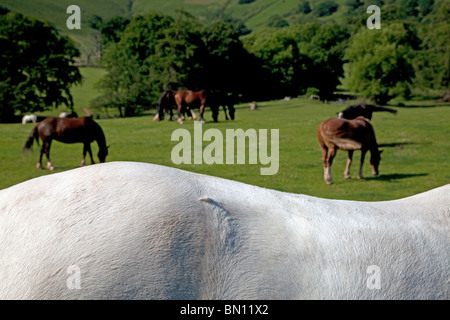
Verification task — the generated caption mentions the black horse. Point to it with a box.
[338,103,397,120]
[23,117,108,170]
[207,89,235,121]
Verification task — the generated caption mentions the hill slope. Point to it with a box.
[1,0,354,38]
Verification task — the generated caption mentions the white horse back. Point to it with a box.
[0,162,448,299]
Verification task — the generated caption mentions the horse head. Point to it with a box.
[370,149,383,176]
[158,90,175,121]
[98,145,109,163]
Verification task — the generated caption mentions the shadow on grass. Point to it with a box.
[378,141,433,149]
[367,173,428,181]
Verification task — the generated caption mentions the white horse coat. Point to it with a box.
[0,162,448,299]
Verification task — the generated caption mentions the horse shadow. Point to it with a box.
[378,142,428,149]
[367,173,428,181]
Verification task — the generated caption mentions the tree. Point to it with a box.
[199,21,249,92]
[345,23,420,104]
[297,1,312,14]
[289,23,350,98]
[417,0,434,17]
[316,1,339,17]
[0,12,81,122]
[95,12,248,116]
[267,15,290,28]
[243,30,308,99]
[345,0,363,10]
[95,12,175,117]
[414,1,449,96]
[99,16,130,45]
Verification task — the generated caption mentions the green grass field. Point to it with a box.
[1,68,449,201]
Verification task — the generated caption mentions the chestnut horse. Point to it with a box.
[317,117,382,184]
[154,90,194,122]
[156,89,235,124]
[174,89,210,124]
[23,117,108,170]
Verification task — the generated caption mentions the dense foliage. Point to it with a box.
[0,10,81,122]
[1,0,449,120]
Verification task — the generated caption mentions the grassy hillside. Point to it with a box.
[1,0,132,56]
[1,0,359,55]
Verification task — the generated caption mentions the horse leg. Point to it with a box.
[44,141,54,170]
[324,147,336,184]
[82,143,94,166]
[358,149,368,179]
[199,103,206,124]
[321,145,333,185]
[223,105,229,120]
[186,107,196,121]
[344,150,354,179]
[37,144,45,169]
[212,106,219,123]
[176,103,184,124]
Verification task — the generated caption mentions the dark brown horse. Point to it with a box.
[154,90,175,121]
[23,117,108,170]
[338,103,397,120]
[207,89,235,121]
[317,117,382,184]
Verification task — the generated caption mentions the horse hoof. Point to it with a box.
[36,163,42,169]
[325,180,334,185]
[177,119,184,125]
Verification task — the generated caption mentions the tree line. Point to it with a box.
[0,1,448,121]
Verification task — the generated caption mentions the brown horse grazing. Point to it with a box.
[317,117,382,184]
[23,117,108,170]
[154,90,193,122]
[174,89,214,124]
[338,103,397,120]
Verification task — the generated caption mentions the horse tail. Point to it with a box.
[23,125,39,153]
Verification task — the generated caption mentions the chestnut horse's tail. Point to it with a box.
[23,125,40,153]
